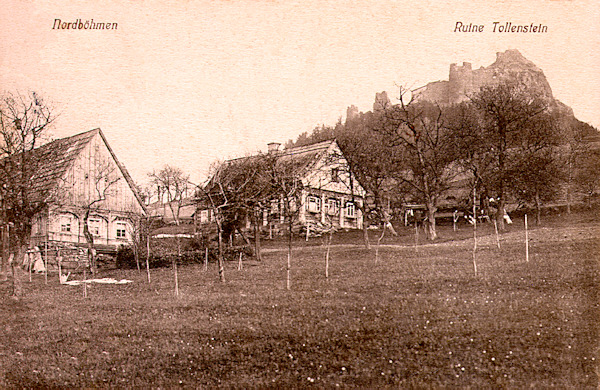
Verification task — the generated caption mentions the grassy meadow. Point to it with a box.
[0,213,598,388]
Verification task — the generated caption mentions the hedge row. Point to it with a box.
[115,245,254,269]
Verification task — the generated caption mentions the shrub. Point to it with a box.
[115,245,137,269]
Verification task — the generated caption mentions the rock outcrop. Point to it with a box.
[413,49,572,115]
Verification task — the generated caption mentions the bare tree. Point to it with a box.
[0,92,55,296]
[561,118,600,212]
[467,81,549,230]
[336,113,402,247]
[198,155,273,282]
[74,157,121,274]
[148,165,190,296]
[261,152,305,290]
[574,148,600,208]
[373,89,462,240]
[507,112,562,225]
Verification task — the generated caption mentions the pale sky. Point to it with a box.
[1,0,598,185]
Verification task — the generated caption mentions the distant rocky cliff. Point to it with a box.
[412,49,572,115]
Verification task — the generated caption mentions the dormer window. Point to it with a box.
[331,168,340,183]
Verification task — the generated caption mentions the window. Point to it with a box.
[307,196,321,213]
[199,210,210,223]
[270,200,280,214]
[345,202,356,218]
[331,168,340,183]
[326,198,338,215]
[88,218,101,236]
[116,222,127,239]
[60,215,72,232]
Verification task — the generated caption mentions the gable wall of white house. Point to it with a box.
[297,143,365,230]
[30,131,143,250]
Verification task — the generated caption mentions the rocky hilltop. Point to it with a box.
[413,49,572,115]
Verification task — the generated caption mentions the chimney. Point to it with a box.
[267,142,281,154]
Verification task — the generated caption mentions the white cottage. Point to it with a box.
[24,128,146,253]
[200,140,366,233]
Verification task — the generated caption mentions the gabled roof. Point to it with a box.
[147,198,196,222]
[223,139,336,178]
[276,139,336,177]
[4,128,145,213]
[29,129,99,200]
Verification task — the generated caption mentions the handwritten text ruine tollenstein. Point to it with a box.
[454,22,548,33]
[53,19,118,30]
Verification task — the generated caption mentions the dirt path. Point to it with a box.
[261,223,598,254]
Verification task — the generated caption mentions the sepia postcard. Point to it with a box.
[0,0,598,387]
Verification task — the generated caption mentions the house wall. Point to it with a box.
[62,132,143,214]
[303,144,366,198]
[31,208,137,249]
[30,132,142,250]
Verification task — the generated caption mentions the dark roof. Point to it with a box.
[29,129,99,200]
[147,199,196,221]
[223,139,335,177]
[276,139,335,176]
[3,128,145,212]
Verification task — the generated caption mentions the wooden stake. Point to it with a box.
[414,222,418,253]
[238,252,243,270]
[146,227,151,283]
[286,251,291,290]
[472,187,478,276]
[174,258,179,297]
[525,214,529,263]
[57,250,62,283]
[325,233,331,279]
[493,219,501,249]
[44,240,48,285]
[376,227,385,263]
[83,264,88,298]
[204,247,208,271]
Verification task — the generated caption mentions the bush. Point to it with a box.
[115,245,137,269]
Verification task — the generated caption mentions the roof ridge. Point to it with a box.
[281,139,335,154]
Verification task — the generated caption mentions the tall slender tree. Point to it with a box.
[149,165,190,295]
[0,92,55,296]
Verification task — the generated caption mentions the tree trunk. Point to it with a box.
[1,224,9,281]
[362,221,371,250]
[236,227,251,246]
[134,243,141,272]
[217,227,225,282]
[535,190,542,226]
[286,214,292,291]
[253,212,262,261]
[174,234,180,297]
[496,195,506,231]
[82,211,97,275]
[325,231,332,278]
[425,200,437,241]
[11,245,26,297]
[146,222,151,283]
[566,148,573,214]
[382,209,398,236]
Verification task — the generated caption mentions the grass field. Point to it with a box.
[0,213,598,388]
